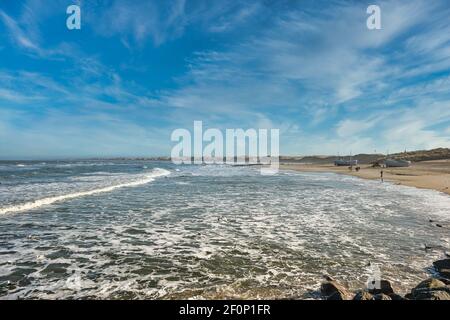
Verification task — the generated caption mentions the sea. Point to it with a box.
[0,160,449,299]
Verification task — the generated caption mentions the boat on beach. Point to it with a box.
[384,159,412,167]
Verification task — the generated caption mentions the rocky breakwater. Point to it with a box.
[320,259,450,300]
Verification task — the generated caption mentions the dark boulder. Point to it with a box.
[388,293,406,300]
[353,291,374,300]
[433,259,450,271]
[413,290,450,300]
[433,259,450,279]
[408,278,450,300]
[411,278,446,295]
[437,269,450,279]
[321,280,353,300]
[373,293,392,300]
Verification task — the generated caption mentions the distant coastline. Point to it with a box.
[281,160,450,196]
[2,147,449,163]
[3,148,450,196]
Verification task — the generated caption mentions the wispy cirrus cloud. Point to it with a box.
[86,0,262,47]
[150,0,450,154]
[0,9,42,53]
[0,0,450,158]
[88,0,187,47]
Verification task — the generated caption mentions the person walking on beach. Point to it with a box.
[380,170,384,183]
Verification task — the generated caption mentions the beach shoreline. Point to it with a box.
[280,160,450,196]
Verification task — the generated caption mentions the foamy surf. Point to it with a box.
[0,168,170,215]
[1,162,450,299]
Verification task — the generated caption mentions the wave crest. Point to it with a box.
[0,168,170,215]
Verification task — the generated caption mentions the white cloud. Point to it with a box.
[1,0,450,157]
[86,0,263,46]
[0,10,41,53]
[0,108,171,159]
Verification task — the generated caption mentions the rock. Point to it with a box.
[437,269,450,279]
[413,290,450,300]
[321,280,353,300]
[433,259,450,279]
[408,278,450,300]
[327,291,348,300]
[353,291,374,300]
[388,293,406,300]
[411,278,446,296]
[404,293,414,300]
[368,279,395,295]
[433,259,450,271]
[323,275,335,282]
[374,293,392,300]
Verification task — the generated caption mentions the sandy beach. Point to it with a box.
[281,160,450,196]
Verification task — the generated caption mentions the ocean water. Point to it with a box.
[0,160,449,299]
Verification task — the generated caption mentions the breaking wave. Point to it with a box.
[0,168,170,215]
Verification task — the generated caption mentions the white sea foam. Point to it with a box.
[1,164,450,299]
[0,168,170,215]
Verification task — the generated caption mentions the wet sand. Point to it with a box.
[281,160,450,196]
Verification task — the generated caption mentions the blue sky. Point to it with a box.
[1,0,450,159]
